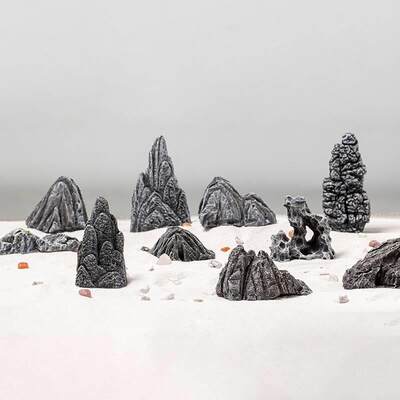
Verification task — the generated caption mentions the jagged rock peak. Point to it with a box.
[76,197,127,288]
[130,136,191,232]
[149,227,215,262]
[216,245,312,301]
[322,133,370,232]
[26,176,88,233]
[270,195,335,262]
[198,177,276,230]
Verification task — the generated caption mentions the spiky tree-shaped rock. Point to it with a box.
[76,197,127,288]
[322,133,370,232]
[130,136,191,232]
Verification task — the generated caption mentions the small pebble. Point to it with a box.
[32,281,44,286]
[288,229,294,238]
[141,295,151,301]
[369,240,382,249]
[182,222,192,228]
[140,286,150,294]
[193,298,204,303]
[79,289,92,298]
[209,260,223,269]
[338,295,349,304]
[235,236,244,246]
[328,274,339,282]
[149,266,155,271]
[164,293,175,300]
[18,262,29,270]
[141,246,150,252]
[220,246,231,253]
[157,254,172,265]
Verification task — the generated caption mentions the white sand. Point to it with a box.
[1,216,400,400]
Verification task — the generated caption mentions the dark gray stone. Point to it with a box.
[343,238,400,289]
[149,227,215,261]
[130,136,191,232]
[76,197,127,288]
[270,196,335,261]
[216,245,312,301]
[26,176,88,233]
[322,133,370,232]
[198,177,276,230]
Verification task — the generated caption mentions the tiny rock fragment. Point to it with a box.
[79,289,92,298]
[338,295,349,304]
[288,229,294,239]
[140,286,150,294]
[369,240,382,249]
[193,298,204,303]
[164,293,175,300]
[235,236,244,246]
[220,246,231,253]
[182,222,192,228]
[141,295,151,301]
[320,272,330,276]
[157,253,172,265]
[32,281,44,286]
[141,246,150,252]
[18,262,29,269]
[328,274,339,282]
[209,260,223,269]
[149,266,155,271]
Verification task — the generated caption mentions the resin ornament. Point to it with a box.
[76,197,127,288]
[216,245,311,301]
[322,133,370,232]
[26,176,88,233]
[130,136,191,232]
[198,177,276,230]
[270,196,335,262]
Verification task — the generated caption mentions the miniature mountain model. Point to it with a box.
[198,177,276,230]
[322,133,370,232]
[148,227,215,261]
[76,197,127,288]
[216,245,311,301]
[343,238,400,289]
[270,196,335,262]
[26,176,88,233]
[130,136,191,232]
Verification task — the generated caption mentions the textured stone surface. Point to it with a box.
[130,136,191,232]
[343,238,400,289]
[270,196,335,261]
[149,227,215,262]
[37,234,80,252]
[216,245,312,301]
[198,177,276,230]
[26,176,88,233]
[76,197,127,288]
[322,133,370,232]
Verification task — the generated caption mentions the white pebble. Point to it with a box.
[209,260,223,269]
[328,274,339,282]
[157,254,172,265]
[235,236,244,246]
[338,295,349,304]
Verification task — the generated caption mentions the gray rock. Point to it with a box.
[216,245,312,301]
[130,136,191,232]
[270,196,335,262]
[37,233,80,252]
[149,227,215,262]
[26,176,88,233]
[343,238,400,289]
[198,177,276,230]
[322,133,370,232]
[76,197,127,288]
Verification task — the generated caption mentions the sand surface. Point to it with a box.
[1,216,400,400]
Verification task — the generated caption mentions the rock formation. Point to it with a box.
[26,176,88,233]
[76,197,127,288]
[198,177,276,230]
[216,245,312,301]
[343,238,400,289]
[130,136,191,232]
[270,196,335,261]
[37,233,80,252]
[148,227,215,261]
[322,133,370,232]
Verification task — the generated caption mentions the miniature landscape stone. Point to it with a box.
[270,196,335,262]
[343,238,400,289]
[216,245,312,301]
[37,233,80,252]
[322,133,370,232]
[26,176,88,233]
[130,136,191,232]
[149,227,215,262]
[76,197,127,288]
[198,177,276,230]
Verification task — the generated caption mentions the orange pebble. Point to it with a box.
[182,222,192,228]
[79,289,92,298]
[220,246,231,253]
[18,262,29,269]
[288,229,294,239]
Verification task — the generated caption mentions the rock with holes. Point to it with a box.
[130,136,191,232]
[76,197,127,288]
[149,227,215,261]
[322,133,370,232]
[270,195,335,262]
[216,245,312,301]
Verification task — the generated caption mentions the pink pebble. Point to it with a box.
[369,240,382,249]
[79,289,92,298]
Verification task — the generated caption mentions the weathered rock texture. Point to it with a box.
[26,176,88,233]
[149,227,215,261]
[343,238,400,289]
[270,196,335,261]
[76,197,127,288]
[322,133,370,232]
[130,136,191,232]
[198,177,276,230]
[0,228,79,255]
[216,245,312,300]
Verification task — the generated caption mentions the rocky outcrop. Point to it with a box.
[198,177,276,230]
[343,238,400,289]
[216,245,312,301]
[270,196,335,261]
[148,227,215,261]
[76,197,127,288]
[130,136,191,232]
[26,176,88,233]
[322,133,370,232]
[37,233,80,252]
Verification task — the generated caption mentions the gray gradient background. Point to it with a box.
[1,1,399,220]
